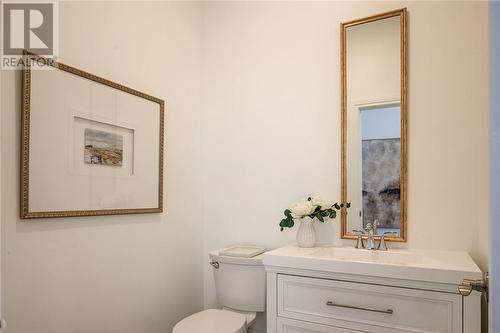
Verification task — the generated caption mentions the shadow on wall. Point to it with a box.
[16,214,162,234]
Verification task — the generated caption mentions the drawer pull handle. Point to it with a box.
[326,301,394,315]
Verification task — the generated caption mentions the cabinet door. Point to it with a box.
[278,317,368,333]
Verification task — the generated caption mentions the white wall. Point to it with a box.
[0,38,3,331]
[1,2,204,332]
[0,1,491,332]
[201,3,490,331]
[490,1,499,331]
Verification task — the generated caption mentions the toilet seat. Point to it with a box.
[173,309,246,333]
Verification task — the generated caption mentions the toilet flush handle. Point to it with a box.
[209,261,219,269]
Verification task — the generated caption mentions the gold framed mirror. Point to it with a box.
[341,8,407,242]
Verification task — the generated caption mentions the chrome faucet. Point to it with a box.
[351,227,395,251]
[364,223,377,250]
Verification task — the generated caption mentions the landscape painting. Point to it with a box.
[84,128,123,166]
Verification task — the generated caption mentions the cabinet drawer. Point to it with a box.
[278,274,462,333]
[277,317,368,333]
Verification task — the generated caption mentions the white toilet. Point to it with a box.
[173,246,266,333]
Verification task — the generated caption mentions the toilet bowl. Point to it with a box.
[173,246,266,333]
[173,309,246,333]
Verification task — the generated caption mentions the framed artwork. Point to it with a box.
[21,51,164,218]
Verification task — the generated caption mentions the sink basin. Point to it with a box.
[262,245,482,285]
[310,247,423,265]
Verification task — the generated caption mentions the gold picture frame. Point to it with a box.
[21,51,165,219]
[340,8,408,242]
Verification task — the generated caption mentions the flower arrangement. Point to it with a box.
[279,196,350,231]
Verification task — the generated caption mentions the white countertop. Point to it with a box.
[263,245,482,285]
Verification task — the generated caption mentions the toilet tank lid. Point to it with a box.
[210,246,266,265]
[219,246,266,258]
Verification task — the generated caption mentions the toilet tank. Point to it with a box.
[209,247,266,312]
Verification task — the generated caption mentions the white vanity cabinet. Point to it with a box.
[263,246,482,333]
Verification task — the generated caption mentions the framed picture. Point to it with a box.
[21,51,164,219]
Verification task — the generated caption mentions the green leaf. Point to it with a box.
[281,216,294,228]
[334,203,341,210]
[280,227,284,232]
[314,206,321,213]
[346,202,351,208]
[284,209,292,217]
[317,214,324,222]
[329,210,337,218]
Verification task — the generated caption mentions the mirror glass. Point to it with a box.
[341,9,407,241]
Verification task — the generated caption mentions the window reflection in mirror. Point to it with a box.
[360,104,401,236]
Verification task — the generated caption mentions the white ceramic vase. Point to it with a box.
[296,217,316,248]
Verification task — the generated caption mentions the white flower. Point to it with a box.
[289,197,314,218]
[310,195,332,210]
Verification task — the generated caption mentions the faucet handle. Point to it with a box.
[352,230,365,249]
[377,232,395,251]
